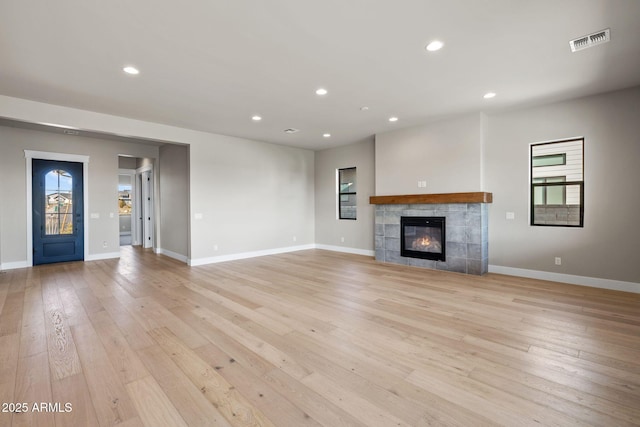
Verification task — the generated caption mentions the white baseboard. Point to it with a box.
[188,244,376,267]
[0,260,30,271]
[86,252,120,261]
[2,252,121,268]
[6,247,635,295]
[157,248,188,263]
[489,265,640,294]
[314,244,375,257]
[188,244,316,267]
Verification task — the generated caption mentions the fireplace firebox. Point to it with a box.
[400,216,446,261]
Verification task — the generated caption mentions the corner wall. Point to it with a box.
[314,137,375,254]
[485,87,640,285]
[159,144,189,260]
[188,135,315,264]
[371,88,640,288]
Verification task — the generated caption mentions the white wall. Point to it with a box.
[314,137,375,254]
[0,95,317,267]
[159,144,189,259]
[188,135,315,264]
[371,88,640,287]
[3,90,638,288]
[375,114,483,195]
[485,87,640,285]
[0,125,158,266]
[118,156,137,169]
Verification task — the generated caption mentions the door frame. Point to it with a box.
[25,150,89,267]
[137,164,154,249]
[118,168,138,246]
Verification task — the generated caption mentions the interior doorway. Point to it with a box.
[118,156,154,249]
[118,172,134,246]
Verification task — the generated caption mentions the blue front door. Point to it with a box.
[32,159,84,265]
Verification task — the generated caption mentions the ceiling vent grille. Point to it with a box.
[569,28,610,52]
[283,128,300,134]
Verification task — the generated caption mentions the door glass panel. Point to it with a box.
[60,214,73,234]
[44,169,73,235]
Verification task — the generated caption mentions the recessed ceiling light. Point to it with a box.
[389,116,399,122]
[323,133,331,138]
[251,115,262,121]
[426,40,444,52]
[315,88,328,96]
[483,92,497,99]
[360,106,369,111]
[123,66,140,75]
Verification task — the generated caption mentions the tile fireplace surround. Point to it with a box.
[370,192,492,275]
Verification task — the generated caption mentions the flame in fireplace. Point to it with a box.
[417,237,431,247]
[411,235,442,251]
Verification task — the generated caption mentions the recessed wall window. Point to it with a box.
[530,138,584,227]
[338,167,357,220]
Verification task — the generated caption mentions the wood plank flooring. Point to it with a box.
[0,247,639,426]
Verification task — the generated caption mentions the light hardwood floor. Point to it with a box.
[1,247,639,426]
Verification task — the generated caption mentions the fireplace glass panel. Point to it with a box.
[404,226,442,252]
[400,216,445,261]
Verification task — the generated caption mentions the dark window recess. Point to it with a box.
[338,167,357,220]
[401,216,445,261]
[530,138,584,227]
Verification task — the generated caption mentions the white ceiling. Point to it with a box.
[1,0,639,150]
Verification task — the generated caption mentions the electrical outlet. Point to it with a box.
[555,257,562,265]
[340,237,345,243]
[102,241,108,248]
[506,212,515,220]
[293,235,297,242]
[213,244,219,251]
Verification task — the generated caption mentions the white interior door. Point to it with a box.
[135,173,142,245]
[141,170,154,248]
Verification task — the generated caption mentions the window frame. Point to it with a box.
[529,138,584,228]
[532,176,566,205]
[532,153,567,168]
[338,167,357,220]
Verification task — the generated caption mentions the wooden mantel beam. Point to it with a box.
[369,192,493,205]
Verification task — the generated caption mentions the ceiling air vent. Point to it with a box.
[569,28,610,52]
[283,128,300,134]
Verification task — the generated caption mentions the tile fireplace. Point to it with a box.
[371,192,492,275]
